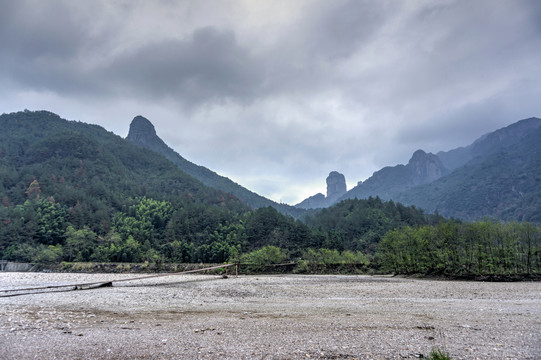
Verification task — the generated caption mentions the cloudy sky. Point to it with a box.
[1,0,540,204]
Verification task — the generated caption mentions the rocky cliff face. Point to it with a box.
[341,150,448,202]
[326,171,347,201]
[296,171,347,209]
[126,115,163,150]
[408,150,447,185]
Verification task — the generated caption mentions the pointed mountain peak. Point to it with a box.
[407,149,447,184]
[127,115,157,139]
[126,115,164,149]
[326,171,347,201]
[408,149,428,164]
[296,171,347,209]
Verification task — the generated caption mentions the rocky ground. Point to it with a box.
[0,273,540,359]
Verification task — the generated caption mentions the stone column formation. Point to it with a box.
[326,171,347,202]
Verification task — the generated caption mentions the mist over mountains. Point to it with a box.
[2,110,440,265]
[2,109,539,223]
[126,115,304,218]
[126,113,541,222]
[298,117,541,222]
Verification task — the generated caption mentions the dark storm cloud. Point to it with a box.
[0,0,114,95]
[101,27,265,105]
[0,1,83,58]
[302,0,391,61]
[0,1,434,108]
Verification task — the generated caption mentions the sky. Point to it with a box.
[1,0,541,205]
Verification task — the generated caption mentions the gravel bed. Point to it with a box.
[1,273,540,359]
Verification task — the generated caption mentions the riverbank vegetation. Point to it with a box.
[377,221,541,278]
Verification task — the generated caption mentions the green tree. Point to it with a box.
[35,198,68,245]
[240,245,289,265]
[64,225,98,261]
[35,244,63,264]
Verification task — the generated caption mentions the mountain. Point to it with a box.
[2,111,330,265]
[297,149,448,208]
[342,149,449,202]
[437,117,541,171]
[339,117,541,222]
[396,124,541,222]
[1,110,435,265]
[0,110,249,210]
[0,110,253,260]
[126,115,304,217]
[297,117,541,222]
[296,171,347,209]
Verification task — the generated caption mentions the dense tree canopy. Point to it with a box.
[377,221,541,277]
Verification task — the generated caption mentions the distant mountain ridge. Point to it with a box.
[396,123,541,221]
[297,117,541,222]
[126,115,304,217]
[437,117,541,171]
[341,149,449,203]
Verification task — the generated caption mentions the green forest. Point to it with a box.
[1,111,540,278]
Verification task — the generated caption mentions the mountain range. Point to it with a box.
[2,110,539,223]
[1,110,437,264]
[2,110,537,277]
[297,117,541,222]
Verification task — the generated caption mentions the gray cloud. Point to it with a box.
[101,26,264,106]
[1,0,540,204]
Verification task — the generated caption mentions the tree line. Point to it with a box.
[4,190,539,278]
[376,221,541,277]
[1,192,432,268]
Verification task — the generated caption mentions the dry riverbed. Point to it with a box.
[0,273,540,359]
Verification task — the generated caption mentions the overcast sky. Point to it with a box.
[1,0,540,204]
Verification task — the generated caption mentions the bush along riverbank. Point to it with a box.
[376,221,541,279]
[2,220,539,280]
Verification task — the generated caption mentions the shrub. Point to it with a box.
[240,245,289,266]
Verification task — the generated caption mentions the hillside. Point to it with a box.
[0,111,245,208]
[126,115,305,217]
[2,110,538,277]
[0,110,252,263]
[0,110,382,264]
[396,125,541,222]
[437,117,541,171]
[334,117,541,222]
[0,110,437,265]
[340,149,448,203]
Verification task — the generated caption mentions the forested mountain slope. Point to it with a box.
[437,117,541,171]
[2,110,538,277]
[0,110,438,264]
[0,111,227,205]
[396,125,541,222]
[339,117,541,222]
[0,110,251,262]
[126,116,304,217]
